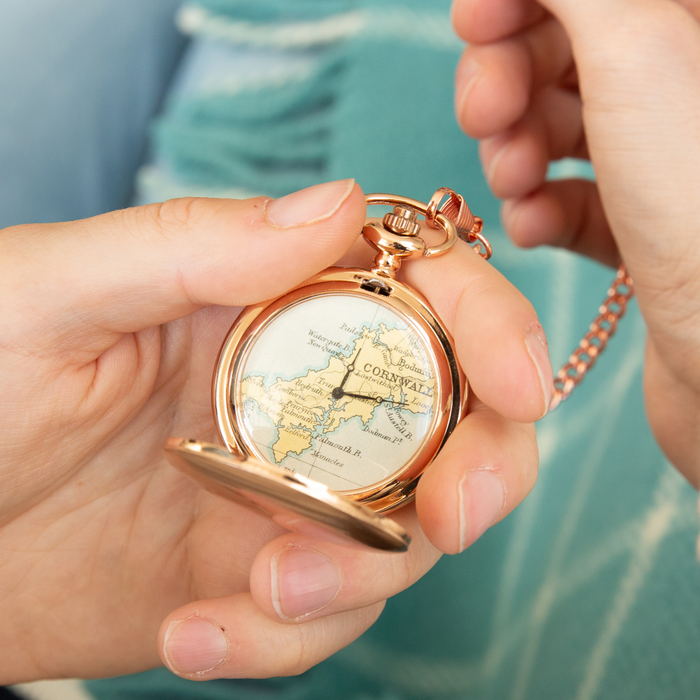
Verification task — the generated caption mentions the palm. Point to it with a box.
[0,304,284,679]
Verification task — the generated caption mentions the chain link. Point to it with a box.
[431,187,492,260]
[435,188,635,413]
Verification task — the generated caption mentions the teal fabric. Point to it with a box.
[191,0,353,22]
[88,1,700,698]
[152,49,342,194]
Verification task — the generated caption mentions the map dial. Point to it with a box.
[233,293,437,493]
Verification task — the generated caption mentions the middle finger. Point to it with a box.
[403,237,552,423]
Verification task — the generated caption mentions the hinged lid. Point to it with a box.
[165,438,410,552]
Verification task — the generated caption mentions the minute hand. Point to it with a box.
[342,391,407,407]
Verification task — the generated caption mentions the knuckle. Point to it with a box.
[282,622,323,677]
[100,198,212,247]
[151,197,209,234]
[397,549,416,587]
[278,605,383,677]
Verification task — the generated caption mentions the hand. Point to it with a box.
[453,0,700,484]
[0,179,544,683]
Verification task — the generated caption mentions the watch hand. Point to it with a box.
[339,343,363,390]
[342,391,407,407]
[332,342,365,400]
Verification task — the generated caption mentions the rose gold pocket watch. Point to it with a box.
[164,188,634,552]
[165,190,485,552]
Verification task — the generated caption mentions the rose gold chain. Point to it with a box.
[434,188,635,412]
[548,263,634,411]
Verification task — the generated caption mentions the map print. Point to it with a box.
[236,294,436,492]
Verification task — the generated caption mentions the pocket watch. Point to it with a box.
[164,188,634,552]
[165,189,485,552]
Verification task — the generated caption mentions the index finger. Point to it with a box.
[452,0,547,43]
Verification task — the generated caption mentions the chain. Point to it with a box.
[433,188,635,413]
[548,263,634,411]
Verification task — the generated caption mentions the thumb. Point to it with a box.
[1,180,366,351]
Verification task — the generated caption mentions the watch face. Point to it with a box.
[232,293,438,493]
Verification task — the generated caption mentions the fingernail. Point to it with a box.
[455,58,482,121]
[458,469,505,552]
[486,140,511,188]
[163,616,228,676]
[271,546,341,620]
[265,179,355,229]
[525,322,553,417]
[501,199,518,230]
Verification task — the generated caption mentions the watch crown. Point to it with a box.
[382,206,421,237]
